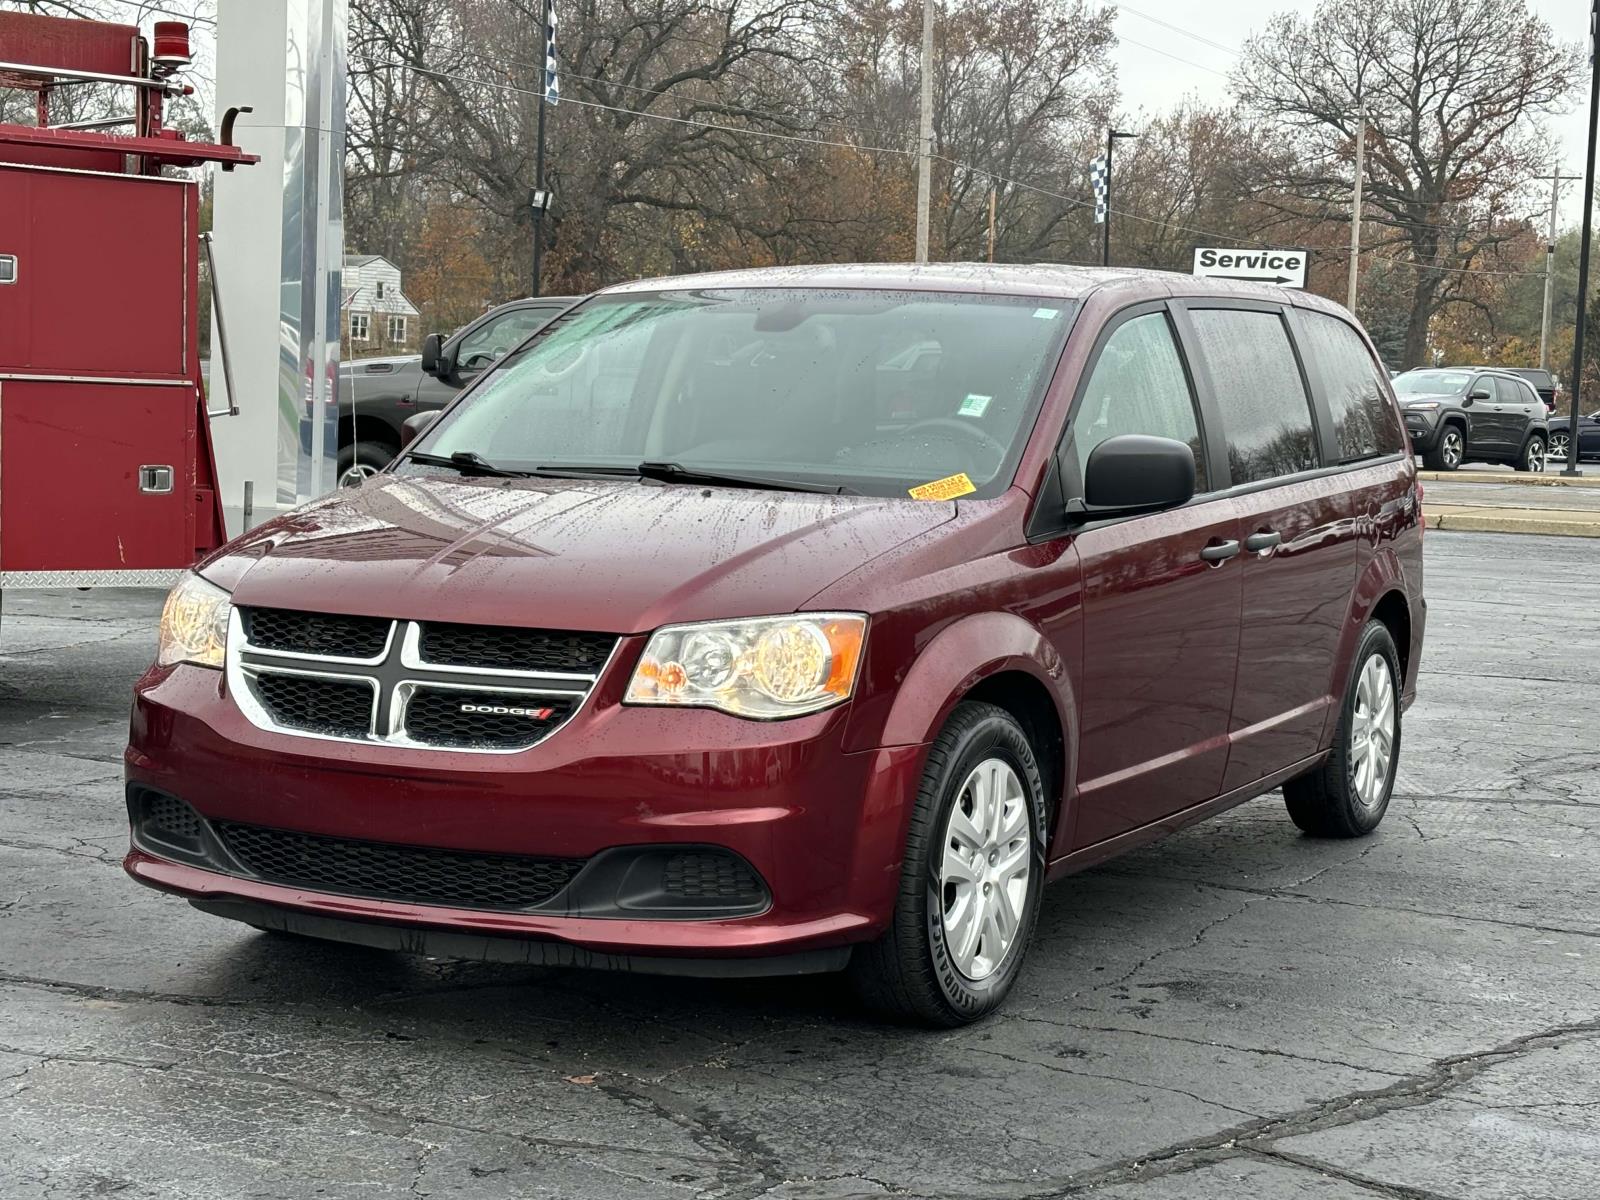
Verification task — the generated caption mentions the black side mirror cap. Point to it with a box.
[401,410,440,450]
[421,333,449,377]
[1070,434,1196,522]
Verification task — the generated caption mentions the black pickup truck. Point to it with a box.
[328,296,576,486]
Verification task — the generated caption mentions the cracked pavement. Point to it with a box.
[1,530,1597,1198]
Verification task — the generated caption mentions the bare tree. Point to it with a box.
[1236,0,1580,367]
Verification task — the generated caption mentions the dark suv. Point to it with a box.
[329,296,576,485]
[129,266,1424,1026]
[1392,367,1549,472]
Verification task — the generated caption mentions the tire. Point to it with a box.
[848,701,1047,1027]
[1421,424,1465,471]
[1284,622,1402,838]
[1515,433,1547,473]
[337,440,394,488]
[1549,430,1571,462]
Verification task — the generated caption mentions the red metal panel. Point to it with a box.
[0,165,190,379]
[0,378,198,571]
[0,12,140,80]
[0,126,257,170]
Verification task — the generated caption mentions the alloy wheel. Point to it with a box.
[1550,431,1570,461]
[938,757,1031,981]
[1441,429,1463,469]
[1526,438,1547,473]
[1349,654,1396,811]
[338,463,381,488]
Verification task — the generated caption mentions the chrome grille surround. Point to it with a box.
[226,609,616,754]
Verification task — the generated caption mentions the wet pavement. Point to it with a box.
[1,530,1597,1198]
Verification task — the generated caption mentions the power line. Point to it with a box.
[1117,6,1239,58]
[1115,33,1231,78]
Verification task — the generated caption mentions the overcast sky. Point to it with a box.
[1111,0,1594,231]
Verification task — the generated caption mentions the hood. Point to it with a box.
[1397,392,1457,407]
[201,475,957,633]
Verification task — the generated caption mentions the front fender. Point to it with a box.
[864,612,1073,751]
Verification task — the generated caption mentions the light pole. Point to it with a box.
[1102,129,1136,268]
[1565,0,1599,478]
[914,0,935,263]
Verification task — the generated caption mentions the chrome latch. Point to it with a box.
[0,255,15,284]
[139,465,175,494]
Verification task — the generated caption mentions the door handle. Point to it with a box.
[1244,530,1282,553]
[1199,538,1241,564]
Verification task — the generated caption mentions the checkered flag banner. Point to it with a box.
[544,1,559,105]
[1089,155,1108,225]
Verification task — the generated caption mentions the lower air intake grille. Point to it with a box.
[214,823,586,911]
[253,673,373,739]
[144,792,204,841]
[662,851,764,900]
[402,689,576,750]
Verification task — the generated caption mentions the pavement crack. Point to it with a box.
[1027,1015,1600,1197]
[1246,1146,1466,1200]
[963,1045,1260,1119]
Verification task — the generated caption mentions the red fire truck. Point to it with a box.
[0,11,254,601]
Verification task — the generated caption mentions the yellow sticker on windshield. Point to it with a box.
[909,472,977,501]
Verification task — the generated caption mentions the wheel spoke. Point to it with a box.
[946,888,982,969]
[992,879,1021,938]
[942,841,979,885]
[994,840,1029,884]
[946,803,985,853]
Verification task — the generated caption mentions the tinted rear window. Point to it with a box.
[1189,308,1320,485]
[1298,311,1405,461]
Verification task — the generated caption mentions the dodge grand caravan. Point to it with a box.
[126,265,1424,1026]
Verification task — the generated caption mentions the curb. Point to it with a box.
[1424,506,1600,538]
[1417,469,1600,488]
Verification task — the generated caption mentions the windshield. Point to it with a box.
[411,288,1076,498]
[1394,370,1469,396]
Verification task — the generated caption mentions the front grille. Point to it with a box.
[233,608,613,752]
[244,608,390,658]
[663,852,763,900]
[253,672,374,739]
[214,822,586,911]
[402,688,577,750]
[418,622,616,673]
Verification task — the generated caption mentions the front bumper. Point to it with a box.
[125,663,926,964]
[1402,411,1442,450]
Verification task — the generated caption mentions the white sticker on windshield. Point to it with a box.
[958,393,992,418]
[1033,307,1059,319]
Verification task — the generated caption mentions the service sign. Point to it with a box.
[1191,246,1308,289]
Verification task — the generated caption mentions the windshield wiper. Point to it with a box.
[407,450,532,478]
[634,461,856,494]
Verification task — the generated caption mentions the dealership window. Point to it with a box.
[1189,308,1320,484]
[1298,311,1404,460]
[387,315,407,343]
[349,313,369,341]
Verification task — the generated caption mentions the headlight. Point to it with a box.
[157,572,232,669]
[1406,401,1440,411]
[625,614,866,719]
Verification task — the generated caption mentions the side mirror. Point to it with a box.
[421,333,453,378]
[1072,434,1196,520]
[1466,386,1491,404]
[401,410,440,449]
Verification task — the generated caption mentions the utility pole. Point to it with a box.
[914,0,934,264]
[1102,129,1136,267]
[1539,172,1580,370]
[987,185,997,262]
[1565,0,1599,478]
[530,0,554,297]
[1346,97,1365,312]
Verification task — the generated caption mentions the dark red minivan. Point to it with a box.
[126,265,1424,1025]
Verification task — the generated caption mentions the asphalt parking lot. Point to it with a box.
[2,530,1597,1199]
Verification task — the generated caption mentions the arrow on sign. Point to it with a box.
[1206,273,1294,284]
